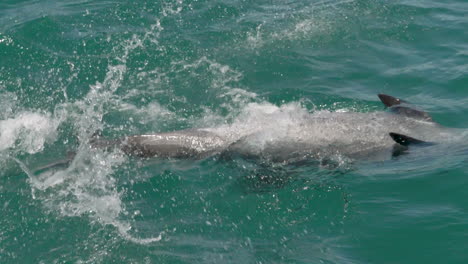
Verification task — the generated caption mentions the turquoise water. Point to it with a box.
[1,0,468,263]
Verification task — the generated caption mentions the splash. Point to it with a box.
[5,3,190,245]
[207,101,311,142]
[17,148,163,245]
[0,18,172,247]
[0,111,60,154]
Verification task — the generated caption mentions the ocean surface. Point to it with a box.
[1,0,468,263]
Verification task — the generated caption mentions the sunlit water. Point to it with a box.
[1,0,468,263]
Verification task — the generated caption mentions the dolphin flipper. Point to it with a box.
[378,94,433,122]
[389,132,434,147]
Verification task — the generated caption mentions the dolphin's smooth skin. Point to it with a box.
[86,94,455,164]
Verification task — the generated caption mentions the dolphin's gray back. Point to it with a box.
[207,111,453,161]
[92,130,227,158]
[91,110,453,161]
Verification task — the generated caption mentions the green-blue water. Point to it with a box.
[1,0,468,263]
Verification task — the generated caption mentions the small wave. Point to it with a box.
[0,0,114,31]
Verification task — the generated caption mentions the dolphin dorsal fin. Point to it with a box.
[389,132,433,146]
[378,94,433,122]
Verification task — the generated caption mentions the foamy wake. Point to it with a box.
[0,1,271,245]
[16,148,163,245]
[0,112,60,154]
[1,74,314,247]
[2,97,341,246]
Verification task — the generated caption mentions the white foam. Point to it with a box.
[0,112,59,154]
[0,92,18,119]
[207,101,310,142]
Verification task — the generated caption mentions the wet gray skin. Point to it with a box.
[88,94,458,163]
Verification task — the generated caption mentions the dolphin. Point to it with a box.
[36,94,456,171]
[89,94,452,160]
